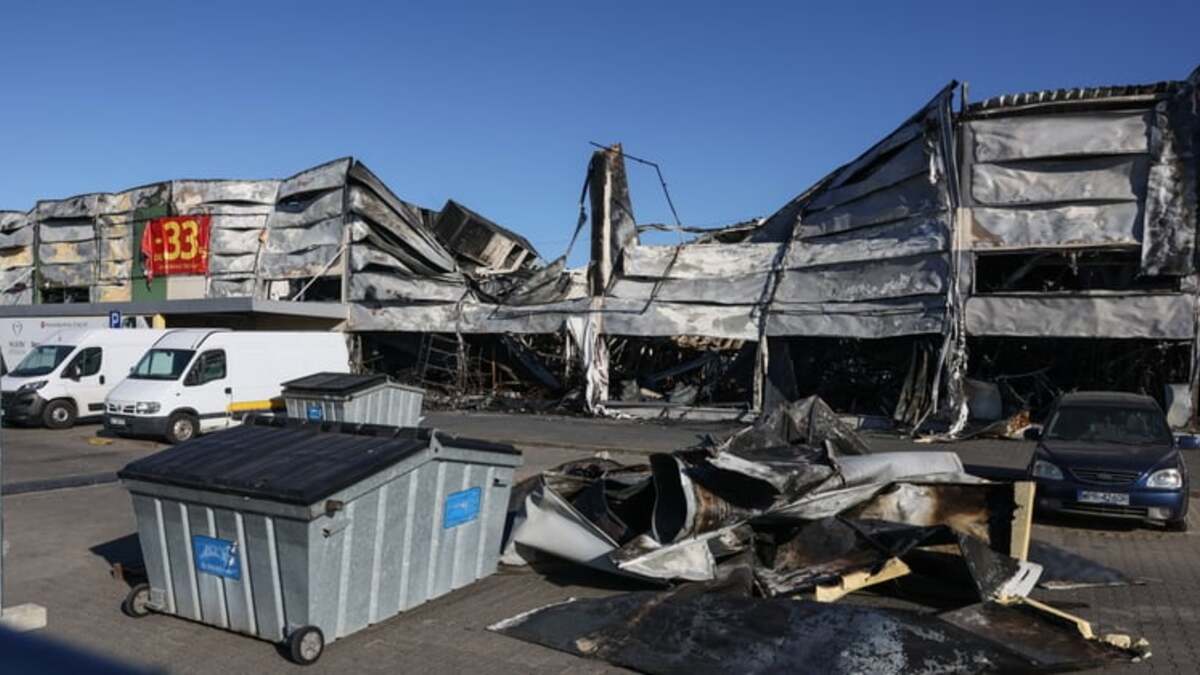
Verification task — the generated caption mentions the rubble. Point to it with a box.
[491,396,1151,672]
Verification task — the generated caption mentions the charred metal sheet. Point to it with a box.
[347,185,458,274]
[490,590,1055,674]
[1142,71,1199,276]
[0,248,34,269]
[38,241,96,264]
[766,296,946,338]
[209,254,258,274]
[257,244,342,279]
[275,157,352,201]
[964,294,1194,339]
[434,199,540,272]
[969,111,1151,162]
[969,203,1141,249]
[38,263,94,286]
[800,175,944,237]
[940,601,1150,669]
[34,194,99,220]
[170,179,279,212]
[208,278,256,298]
[262,217,343,251]
[38,222,94,243]
[209,228,262,253]
[806,137,930,213]
[268,187,344,228]
[724,395,870,457]
[348,272,468,302]
[971,156,1147,206]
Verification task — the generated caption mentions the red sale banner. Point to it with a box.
[141,215,211,279]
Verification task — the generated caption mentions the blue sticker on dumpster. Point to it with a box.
[306,402,323,421]
[192,535,241,580]
[443,487,481,529]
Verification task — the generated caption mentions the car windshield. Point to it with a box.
[129,349,196,381]
[1046,405,1172,445]
[9,345,76,377]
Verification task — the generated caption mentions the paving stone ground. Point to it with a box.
[1,413,1197,673]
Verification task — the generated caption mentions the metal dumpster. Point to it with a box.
[282,372,425,427]
[116,416,521,664]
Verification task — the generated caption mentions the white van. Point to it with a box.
[1,329,170,429]
[105,330,350,443]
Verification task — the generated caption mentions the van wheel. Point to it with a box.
[42,400,77,429]
[165,412,198,444]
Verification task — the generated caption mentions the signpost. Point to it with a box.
[109,310,122,329]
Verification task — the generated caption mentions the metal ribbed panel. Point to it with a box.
[283,382,424,427]
[126,436,518,649]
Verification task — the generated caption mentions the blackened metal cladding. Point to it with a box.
[845,482,1014,545]
[490,590,1045,674]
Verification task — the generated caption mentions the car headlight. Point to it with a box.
[1032,459,1064,481]
[1147,468,1183,490]
[16,380,47,392]
[134,401,161,414]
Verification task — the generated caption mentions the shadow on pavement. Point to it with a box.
[91,532,145,588]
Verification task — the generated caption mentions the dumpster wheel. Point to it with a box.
[121,583,153,618]
[287,625,324,665]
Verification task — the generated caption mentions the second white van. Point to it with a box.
[104,329,350,443]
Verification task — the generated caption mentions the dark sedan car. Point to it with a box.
[1027,391,1189,531]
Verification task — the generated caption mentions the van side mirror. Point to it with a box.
[1023,427,1042,441]
[65,367,81,382]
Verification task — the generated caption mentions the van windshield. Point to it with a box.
[129,349,196,381]
[10,345,76,377]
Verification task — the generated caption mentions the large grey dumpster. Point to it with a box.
[282,372,425,427]
[116,416,521,664]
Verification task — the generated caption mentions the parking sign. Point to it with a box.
[109,310,122,328]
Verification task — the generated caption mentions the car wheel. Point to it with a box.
[1166,517,1189,533]
[42,399,77,430]
[165,412,198,444]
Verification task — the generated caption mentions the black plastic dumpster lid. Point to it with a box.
[117,417,518,506]
[281,372,390,395]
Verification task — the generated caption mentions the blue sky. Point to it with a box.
[1,1,1197,262]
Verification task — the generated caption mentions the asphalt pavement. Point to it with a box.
[0,415,1197,673]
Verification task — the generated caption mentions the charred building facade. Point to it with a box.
[1,67,1197,430]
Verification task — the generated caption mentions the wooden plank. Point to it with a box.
[1010,481,1036,561]
[814,557,911,603]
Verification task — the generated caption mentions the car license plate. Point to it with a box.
[108,416,126,427]
[1077,490,1130,506]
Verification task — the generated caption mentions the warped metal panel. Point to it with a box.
[348,272,468,303]
[964,294,1194,339]
[171,179,280,212]
[1142,79,1199,276]
[38,223,95,243]
[209,278,256,298]
[258,245,342,279]
[210,254,258,274]
[806,137,929,212]
[0,248,34,269]
[210,228,262,254]
[39,241,96,264]
[39,263,94,286]
[774,254,949,304]
[622,243,780,279]
[969,203,1141,249]
[276,157,351,201]
[264,218,343,253]
[349,244,414,273]
[969,112,1150,162]
[34,195,98,220]
[268,188,344,229]
[799,174,943,236]
[971,156,1146,206]
[0,227,33,249]
[767,297,945,338]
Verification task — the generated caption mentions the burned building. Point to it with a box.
[1,67,1197,430]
